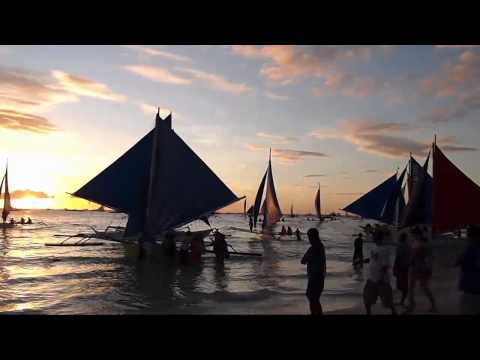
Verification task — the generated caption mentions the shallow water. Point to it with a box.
[0,210,378,314]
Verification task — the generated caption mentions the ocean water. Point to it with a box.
[0,210,378,314]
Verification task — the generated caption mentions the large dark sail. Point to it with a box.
[432,143,480,234]
[342,174,397,221]
[74,112,242,237]
[263,153,282,227]
[381,167,406,225]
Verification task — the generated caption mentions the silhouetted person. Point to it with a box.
[9,218,14,225]
[162,231,176,259]
[190,234,203,264]
[363,230,397,315]
[20,217,25,225]
[353,233,364,268]
[295,228,302,241]
[213,231,229,265]
[249,216,253,232]
[287,226,293,236]
[301,228,326,315]
[27,217,32,224]
[280,226,287,235]
[404,228,437,314]
[456,225,480,314]
[393,233,410,306]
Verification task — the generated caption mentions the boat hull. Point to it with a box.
[0,223,15,229]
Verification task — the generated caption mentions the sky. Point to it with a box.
[1,45,480,213]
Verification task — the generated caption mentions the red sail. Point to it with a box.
[432,144,480,233]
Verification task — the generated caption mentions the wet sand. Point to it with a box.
[326,234,466,315]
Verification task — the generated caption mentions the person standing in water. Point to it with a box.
[213,231,229,265]
[280,225,287,235]
[249,216,253,232]
[295,228,302,241]
[161,231,176,259]
[393,232,410,307]
[301,228,326,315]
[456,225,480,314]
[287,226,293,236]
[363,230,397,315]
[404,228,438,314]
[352,233,364,268]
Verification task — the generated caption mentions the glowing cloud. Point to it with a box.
[0,109,57,133]
[123,45,192,62]
[125,65,192,85]
[178,68,253,94]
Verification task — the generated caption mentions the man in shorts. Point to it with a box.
[363,230,397,315]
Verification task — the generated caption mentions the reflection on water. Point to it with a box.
[0,210,376,314]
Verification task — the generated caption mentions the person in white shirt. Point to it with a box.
[363,230,397,315]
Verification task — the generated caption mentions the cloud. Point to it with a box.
[336,192,363,196]
[178,68,253,94]
[123,45,192,62]
[256,132,297,144]
[231,45,390,86]
[52,71,126,102]
[364,169,379,173]
[0,109,57,133]
[246,143,327,162]
[0,66,78,113]
[313,73,385,97]
[264,91,289,101]
[8,189,53,199]
[304,174,327,178]
[421,89,480,123]
[125,65,192,85]
[311,119,477,158]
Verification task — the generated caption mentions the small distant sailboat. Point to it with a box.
[71,110,244,255]
[315,183,321,220]
[252,149,282,232]
[0,163,14,228]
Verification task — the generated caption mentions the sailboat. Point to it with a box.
[342,167,406,225]
[71,110,244,256]
[252,149,282,232]
[0,163,14,228]
[403,137,480,235]
[315,183,321,220]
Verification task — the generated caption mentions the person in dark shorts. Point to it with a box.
[393,232,410,306]
[363,230,397,315]
[352,233,364,268]
[404,228,438,314]
[301,228,326,315]
[295,228,302,241]
[456,225,480,314]
[213,231,229,265]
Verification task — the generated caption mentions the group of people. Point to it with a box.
[159,229,230,266]
[6,217,32,225]
[302,223,480,315]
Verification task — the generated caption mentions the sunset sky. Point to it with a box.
[1,45,480,213]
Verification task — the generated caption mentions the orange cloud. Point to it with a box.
[7,189,53,199]
[178,68,253,94]
[125,65,192,85]
[256,132,297,144]
[0,109,57,133]
[123,45,192,62]
[246,143,327,163]
[52,71,126,102]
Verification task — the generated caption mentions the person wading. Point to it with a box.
[249,216,253,232]
[456,225,480,314]
[393,232,410,307]
[213,231,229,265]
[363,230,397,315]
[301,228,327,315]
[353,233,364,268]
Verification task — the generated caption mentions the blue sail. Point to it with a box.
[74,112,242,237]
[342,173,397,221]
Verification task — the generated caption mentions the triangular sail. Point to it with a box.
[432,143,480,234]
[253,170,267,227]
[315,185,321,219]
[263,155,282,227]
[400,154,432,228]
[342,174,397,221]
[381,167,407,225]
[74,113,241,237]
[2,165,12,222]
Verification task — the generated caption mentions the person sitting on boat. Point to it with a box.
[287,226,293,236]
[9,218,15,225]
[280,226,287,235]
[27,217,32,224]
[213,231,229,264]
[295,228,302,241]
[20,217,25,225]
[161,231,176,259]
